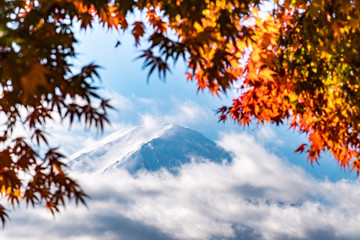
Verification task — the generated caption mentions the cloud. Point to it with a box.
[138,99,213,128]
[1,131,360,240]
[255,125,283,146]
[101,90,134,111]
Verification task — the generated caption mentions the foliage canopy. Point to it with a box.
[1,0,360,224]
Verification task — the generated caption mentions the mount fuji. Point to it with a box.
[67,123,232,174]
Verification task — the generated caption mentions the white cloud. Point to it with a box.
[100,90,134,111]
[255,125,283,146]
[1,131,360,240]
[139,100,213,129]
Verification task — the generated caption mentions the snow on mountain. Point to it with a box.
[68,123,232,174]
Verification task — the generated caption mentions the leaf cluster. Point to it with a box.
[0,0,113,225]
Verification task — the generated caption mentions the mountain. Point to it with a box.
[68,123,232,174]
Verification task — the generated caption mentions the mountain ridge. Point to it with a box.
[68,123,232,174]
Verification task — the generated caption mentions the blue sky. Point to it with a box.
[1,20,360,240]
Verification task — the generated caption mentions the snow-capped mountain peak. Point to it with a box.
[68,123,232,174]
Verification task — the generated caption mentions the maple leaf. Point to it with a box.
[132,21,145,46]
[20,64,50,103]
[295,143,307,154]
[79,12,93,29]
